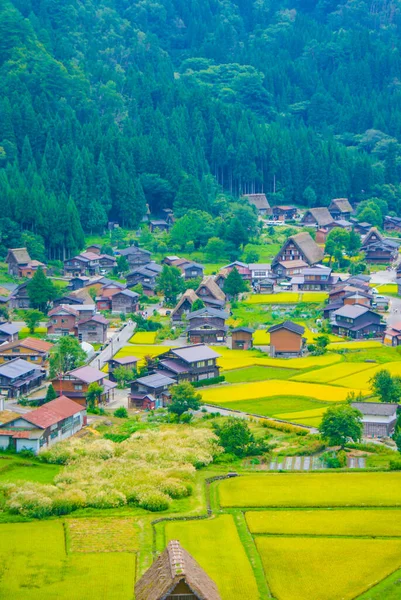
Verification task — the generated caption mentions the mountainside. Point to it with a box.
[1,0,401,257]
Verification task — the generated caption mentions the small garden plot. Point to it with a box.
[164,515,259,600]
[223,366,298,384]
[292,362,376,384]
[218,473,401,508]
[246,509,401,536]
[210,396,329,418]
[129,331,157,344]
[255,536,401,600]
[201,379,355,405]
[68,518,139,553]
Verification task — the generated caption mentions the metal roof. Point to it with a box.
[352,402,398,417]
[333,305,371,319]
[268,321,305,335]
[68,365,105,383]
[0,358,39,378]
[171,344,220,363]
[135,373,176,388]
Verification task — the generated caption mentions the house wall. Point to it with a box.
[270,329,302,354]
[112,295,138,314]
[0,436,10,450]
[0,347,47,366]
[16,439,39,453]
[48,314,77,336]
[78,322,107,343]
[232,331,253,350]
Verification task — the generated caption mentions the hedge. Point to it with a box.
[192,376,225,388]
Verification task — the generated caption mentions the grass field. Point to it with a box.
[246,509,401,536]
[0,456,59,484]
[244,292,328,305]
[210,395,329,418]
[164,515,259,600]
[0,521,136,599]
[292,362,376,384]
[255,536,401,600]
[67,518,139,553]
[223,366,298,383]
[219,473,401,508]
[201,379,357,405]
[129,331,158,344]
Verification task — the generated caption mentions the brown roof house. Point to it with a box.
[129,372,176,410]
[328,198,353,219]
[268,321,305,357]
[272,231,324,267]
[301,207,335,228]
[186,307,228,344]
[107,356,138,382]
[0,337,53,369]
[135,539,221,600]
[111,289,140,314]
[172,289,200,323]
[361,228,400,264]
[47,305,79,337]
[196,277,226,309]
[154,344,220,383]
[119,245,152,269]
[243,193,272,217]
[9,281,31,310]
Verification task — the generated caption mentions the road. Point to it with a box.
[387,296,401,327]
[90,321,136,369]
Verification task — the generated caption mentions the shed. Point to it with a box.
[351,402,398,438]
[268,321,305,357]
[231,327,254,350]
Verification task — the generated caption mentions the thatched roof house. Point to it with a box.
[135,540,221,600]
[302,207,334,227]
[243,193,272,215]
[273,231,324,267]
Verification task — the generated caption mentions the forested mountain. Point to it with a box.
[1,0,401,258]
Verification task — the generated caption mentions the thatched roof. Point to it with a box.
[196,276,226,302]
[243,193,272,213]
[362,227,384,246]
[135,540,221,600]
[171,289,199,317]
[303,207,334,227]
[330,198,353,213]
[6,248,31,265]
[282,231,324,266]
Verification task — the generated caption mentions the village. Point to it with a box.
[2,195,401,600]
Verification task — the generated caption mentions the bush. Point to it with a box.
[138,489,170,511]
[103,433,130,443]
[114,407,128,418]
[192,375,225,388]
[261,420,309,436]
[389,460,401,471]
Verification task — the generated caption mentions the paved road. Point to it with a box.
[387,296,401,327]
[90,321,136,369]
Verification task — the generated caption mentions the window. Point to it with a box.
[74,384,83,390]
[197,361,205,367]
[207,359,214,366]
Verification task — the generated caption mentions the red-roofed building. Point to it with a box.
[0,395,86,453]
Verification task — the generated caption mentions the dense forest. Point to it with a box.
[1,0,401,258]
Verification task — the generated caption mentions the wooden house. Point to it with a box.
[0,322,19,344]
[67,276,91,291]
[215,271,227,290]
[135,539,221,600]
[107,356,138,382]
[85,244,101,255]
[0,338,53,369]
[98,254,117,273]
[255,278,275,294]
[126,262,162,295]
[186,307,228,344]
[155,344,220,382]
[129,373,176,409]
[272,205,298,221]
[52,365,116,406]
[64,252,100,276]
[0,358,45,398]
[77,314,109,344]
[384,322,401,347]
[53,295,84,308]
[268,321,305,357]
[0,396,86,454]
[294,266,339,291]
[119,246,152,269]
[163,255,181,266]
[196,277,226,309]
[111,289,140,314]
[249,264,271,282]
[231,327,254,350]
[301,208,335,228]
[384,215,401,233]
[352,221,372,235]
[9,282,31,310]
[271,259,308,279]
[243,193,272,216]
[182,262,205,280]
[172,289,200,323]
[222,261,252,282]
[351,402,398,438]
[331,305,384,339]
[47,305,79,337]
[272,231,324,267]
[5,248,47,279]
[361,228,400,264]
[328,198,353,220]
[149,219,170,232]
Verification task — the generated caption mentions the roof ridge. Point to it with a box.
[168,540,186,578]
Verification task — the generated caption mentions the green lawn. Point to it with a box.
[223,366,298,383]
[0,456,59,484]
[213,395,329,417]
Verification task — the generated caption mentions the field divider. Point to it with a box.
[203,404,315,431]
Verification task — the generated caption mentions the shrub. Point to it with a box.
[192,375,225,388]
[261,420,309,436]
[52,489,87,515]
[389,460,401,471]
[138,489,170,511]
[114,407,128,418]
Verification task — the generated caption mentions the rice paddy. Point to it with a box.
[219,473,401,508]
[244,292,328,304]
[129,331,158,344]
[292,362,376,384]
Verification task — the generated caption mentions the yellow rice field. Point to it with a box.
[114,344,173,366]
[219,473,401,508]
[292,362,376,384]
[215,347,343,371]
[252,329,343,346]
[201,379,359,405]
[335,361,401,389]
[129,331,158,344]
[246,509,401,536]
[327,340,384,350]
[255,537,401,600]
[274,407,328,421]
[244,292,328,304]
